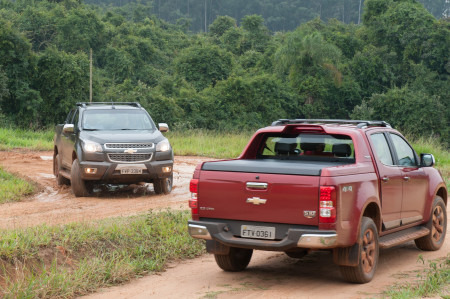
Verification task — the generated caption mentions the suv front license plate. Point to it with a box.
[120,168,143,174]
[241,225,275,240]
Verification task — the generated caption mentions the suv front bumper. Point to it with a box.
[188,220,337,251]
[79,159,173,183]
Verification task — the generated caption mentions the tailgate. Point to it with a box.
[198,170,320,226]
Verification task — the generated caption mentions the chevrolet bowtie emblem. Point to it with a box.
[124,149,137,154]
[246,197,267,205]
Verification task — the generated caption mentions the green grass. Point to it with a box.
[166,130,253,159]
[410,136,450,189]
[0,128,53,151]
[383,254,450,298]
[0,168,35,203]
[0,209,205,298]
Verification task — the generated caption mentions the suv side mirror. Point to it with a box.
[63,124,74,134]
[158,123,169,132]
[420,153,435,167]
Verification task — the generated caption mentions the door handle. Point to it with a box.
[403,176,410,181]
[382,177,389,182]
[246,182,268,190]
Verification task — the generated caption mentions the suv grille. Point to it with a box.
[108,153,152,163]
[105,143,154,149]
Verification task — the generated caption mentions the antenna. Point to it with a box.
[89,48,93,103]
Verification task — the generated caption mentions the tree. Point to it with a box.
[241,14,270,52]
[56,7,106,53]
[352,86,448,142]
[203,74,301,130]
[35,47,89,125]
[174,43,233,91]
[0,20,42,127]
[209,15,236,38]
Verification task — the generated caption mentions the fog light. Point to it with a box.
[162,166,172,173]
[84,168,97,174]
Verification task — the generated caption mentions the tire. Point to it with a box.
[340,217,379,283]
[70,159,91,197]
[153,174,173,194]
[415,196,447,251]
[54,154,70,186]
[214,247,253,272]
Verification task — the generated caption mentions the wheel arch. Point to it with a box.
[362,202,382,234]
[436,187,447,206]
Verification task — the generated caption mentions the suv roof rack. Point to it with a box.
[76,102,142,108]
[271,119,391,129]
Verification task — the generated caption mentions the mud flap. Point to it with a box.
[333,242,361,266]
[206,240,230,255]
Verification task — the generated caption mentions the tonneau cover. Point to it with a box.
[202,159,347,176]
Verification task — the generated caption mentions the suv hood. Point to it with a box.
[80,130,165,144]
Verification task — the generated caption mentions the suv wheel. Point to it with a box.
[214,247,253,272]
[415,196,447,251]
[54,154,70,186]
[154,174,173,194]
[71,159,91,197]
[339,216,379,283]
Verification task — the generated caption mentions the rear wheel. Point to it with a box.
[340,217,379,283]
[415,196,447,251]
[214,247,253,272]
[71,159,91,197]
[153,174,173,194]
[54,154,69,186]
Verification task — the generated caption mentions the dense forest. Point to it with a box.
[85,0,450,32]
[0,0,448,144]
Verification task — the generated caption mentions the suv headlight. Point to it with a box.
[83,141,103,153]
[156,139,171,152]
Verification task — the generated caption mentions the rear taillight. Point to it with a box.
[319,186,336,223]
[189,179,199,220]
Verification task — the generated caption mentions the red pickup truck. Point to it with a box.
[187,119,447,283]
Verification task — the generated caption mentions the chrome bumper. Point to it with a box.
[188,222,337,250]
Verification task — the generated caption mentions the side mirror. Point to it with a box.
[420,153,435,167]
[158,123,169,132]
[63,124,74,134]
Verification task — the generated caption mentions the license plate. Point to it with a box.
[241,225,275,240]
[120,168,142,174]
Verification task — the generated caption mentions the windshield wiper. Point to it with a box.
[83,128,98,131]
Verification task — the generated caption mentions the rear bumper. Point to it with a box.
[188,220,337,251]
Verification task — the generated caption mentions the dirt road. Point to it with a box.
[0,150,210,229]
[0,150,448,298]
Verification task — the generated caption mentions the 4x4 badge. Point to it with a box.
[124,149,137,154]
[246,197,267,205]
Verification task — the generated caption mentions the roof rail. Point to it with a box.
[76,102,142,108]
[271,119,391,129]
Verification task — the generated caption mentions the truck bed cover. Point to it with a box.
[202,159,348,176]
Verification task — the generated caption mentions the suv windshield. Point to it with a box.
[258,133,354,162]
[82,109,154,130]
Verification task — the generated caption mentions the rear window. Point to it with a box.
[258,134,354,162]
